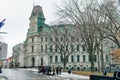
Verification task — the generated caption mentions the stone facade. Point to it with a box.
[12,43,24,68]
[22,5,113,71]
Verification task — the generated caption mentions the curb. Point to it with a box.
[0,76,9,80]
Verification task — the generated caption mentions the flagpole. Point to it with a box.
[33,0,35,6]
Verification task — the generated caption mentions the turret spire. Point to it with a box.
[33,0,39,6]
[33,0,35,7]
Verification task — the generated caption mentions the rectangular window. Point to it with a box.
[41,45,43,52]
[41,37,43,42]
[77,45,79,51]
[50,56,52,63]
[83,55,86,62]
[32,38,34,43]
[106,55,109,62]
[77,55,80,62]
[50,38,53,42]
[45,45,47,52]
[66,56,68,62]
[66,45,68,51]
[32,46,34,52]
[55,45,57,52]
[55,56,58,62]
[50,45,52,52]
[46,37,47,42]
[82,45,85,51]
[71,55,74,62]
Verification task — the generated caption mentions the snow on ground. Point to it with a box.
[58,72,89,79]
[21,68,89,79]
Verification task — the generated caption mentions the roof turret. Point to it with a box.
[30,5,45,19]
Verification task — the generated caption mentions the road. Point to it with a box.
[0,68,89,80]
[0,68,68,80]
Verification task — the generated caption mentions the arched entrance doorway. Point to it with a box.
[32,57,35,67]
[41,58,43,66]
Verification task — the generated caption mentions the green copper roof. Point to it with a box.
[30,5,45,19]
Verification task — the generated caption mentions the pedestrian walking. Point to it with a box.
[48,66,51,75]
[68,67,71,74]
[56,67,59,75]
[103,69,107,76]
[38,66,40,73]
[42,66,45,75]
[58,66,61,75]
[53,66,55,75]
[0,66,2,73]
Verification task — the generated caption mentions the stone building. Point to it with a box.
[0,42,8,67]
[12,43,24,68]
[0,42,7,60]
[23,5,112,70]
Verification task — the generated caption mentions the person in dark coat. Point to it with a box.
[56,67,59,75]
[103,69,107,76]
[58,66,61,75]
[0,66,2,73]
[53,66,55,75]
[68,67,71,74]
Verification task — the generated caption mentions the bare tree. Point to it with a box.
[98,0,120,48]
[46,24,80,70]
[55,0,106,72]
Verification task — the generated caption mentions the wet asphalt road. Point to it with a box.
[0,68,65,80]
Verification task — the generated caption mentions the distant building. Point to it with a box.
[0,42,8,66]
[12,43,24,68]
[0,42,7,59]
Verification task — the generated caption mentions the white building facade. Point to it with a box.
[12,43,24,68]
[21,5,114,71]
[0,42,8,67]
[0,42,7,60]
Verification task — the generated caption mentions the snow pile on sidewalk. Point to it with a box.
[0,74,8,80]
[58,72,89,80]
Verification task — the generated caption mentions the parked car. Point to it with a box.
[38,66,45,73]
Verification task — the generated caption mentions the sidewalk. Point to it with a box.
[58,72,89,80]
[0,74,8,80]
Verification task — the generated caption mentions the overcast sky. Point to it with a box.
[0,0,62,57]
